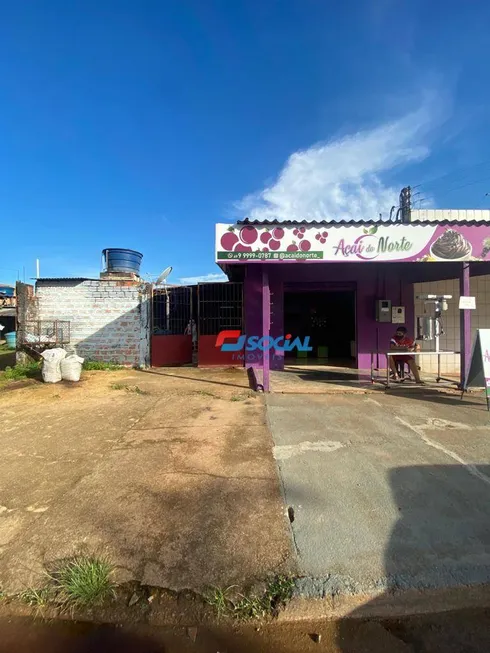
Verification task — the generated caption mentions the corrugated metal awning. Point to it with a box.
[237,218,490,227]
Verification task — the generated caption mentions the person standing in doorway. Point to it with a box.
[389,326,422,383]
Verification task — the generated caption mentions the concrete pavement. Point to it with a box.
[267,389,490,603]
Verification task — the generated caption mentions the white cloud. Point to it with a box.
[179,272,227,284]
[236,105,434,222]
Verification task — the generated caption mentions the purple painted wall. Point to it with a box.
[244,262,414,371]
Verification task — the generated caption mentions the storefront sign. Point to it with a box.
[216,223,490,263]
[215,330,312,352]
[463,329,490,410]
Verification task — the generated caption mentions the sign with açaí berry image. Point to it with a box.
[216,223,490,263]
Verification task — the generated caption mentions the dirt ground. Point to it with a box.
[0,367,294,595]
[3,608,490,652]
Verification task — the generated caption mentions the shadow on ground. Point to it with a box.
[337,464,490,652]
[385,387,486,409]
[0,347,15,370]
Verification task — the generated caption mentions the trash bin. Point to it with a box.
[5,332,16,349]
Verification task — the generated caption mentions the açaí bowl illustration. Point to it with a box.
[430,229,472,260]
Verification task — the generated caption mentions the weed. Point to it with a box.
[50,556,116,610]
[83,360,123,371]
[127,385,148,395]
[206,576,294,621]
[231,392,257,402]
[205,585,235,619]
[19,587,51,608]
[2,361,41,381]
[232,594,268,620]
[110,383,148,395]
[194,390,217,398]
[263,575,295,612]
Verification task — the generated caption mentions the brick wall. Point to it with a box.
[36,279,150,366]
[15,282,38,364]
[414,275,490,375]
[16,282,38,325]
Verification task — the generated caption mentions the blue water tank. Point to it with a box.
[103,249,143,275]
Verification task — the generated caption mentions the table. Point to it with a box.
[370,350,459,388]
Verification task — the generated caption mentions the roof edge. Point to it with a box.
[234,219,490,227]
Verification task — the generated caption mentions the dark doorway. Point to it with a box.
[284,291,356,364]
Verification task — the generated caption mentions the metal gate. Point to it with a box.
[151,286,194,366]
[197,282,243,366]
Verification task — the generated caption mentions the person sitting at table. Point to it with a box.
[389,326,422,383]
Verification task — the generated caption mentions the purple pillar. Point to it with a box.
[459,262,471,388]
[262,265,270,392]
[270,276,284,370]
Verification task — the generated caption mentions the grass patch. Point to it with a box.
[206,576,294,621]
[51,556,116,609]
[18,556,116,613]
[1,361,41,381]
[110,383,148,395]
[83,360,123,371]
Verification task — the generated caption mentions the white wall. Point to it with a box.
[413,275,490,375]
[36,279,150,366]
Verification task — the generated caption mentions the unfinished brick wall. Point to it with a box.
[15,282,38,364]
[16,282,38,326]
[36,279,151,366]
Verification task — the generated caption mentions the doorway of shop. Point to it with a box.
[284,290,356,366]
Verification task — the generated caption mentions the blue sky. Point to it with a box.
[1,0,490,285]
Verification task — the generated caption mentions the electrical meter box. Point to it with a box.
[391,306,405,324]
[375,299,392,322]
